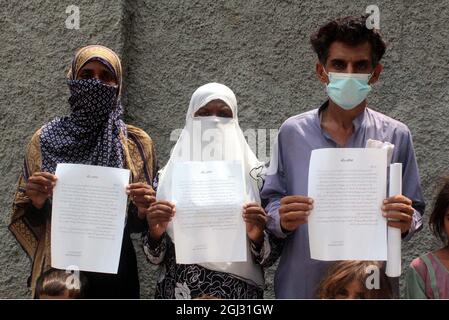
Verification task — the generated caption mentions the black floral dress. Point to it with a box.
[142,231,282,299]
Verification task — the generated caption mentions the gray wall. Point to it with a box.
[1,0,447,298]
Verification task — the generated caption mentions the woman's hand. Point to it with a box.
[25,172,58,209]
[146,200,175,241]
[243,203,268,245]
[126,183,156,219]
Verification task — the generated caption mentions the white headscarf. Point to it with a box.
[156,82,265,287]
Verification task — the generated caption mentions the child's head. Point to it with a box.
[36,268,87,299]
[194,294,220,299]
[430,178,449,245]
[316,261,393,299]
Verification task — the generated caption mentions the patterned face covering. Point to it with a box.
[68,78,119,125]
[40,78,126,173]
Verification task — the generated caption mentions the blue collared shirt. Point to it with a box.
[261,102,425,299]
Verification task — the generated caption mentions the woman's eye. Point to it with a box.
[102,72,114,82]
[79,72,90,79]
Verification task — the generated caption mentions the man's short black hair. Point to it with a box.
[310,15,386,67]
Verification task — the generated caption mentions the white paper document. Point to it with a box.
[386,163,403,277]
[308,148,388,261]
[171,161,247,264]
[51,163,130,274]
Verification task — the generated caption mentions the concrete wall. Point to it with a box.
[1,0,448,298]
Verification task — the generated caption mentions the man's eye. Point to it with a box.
[356,62,369,71]
[332,61,345,69]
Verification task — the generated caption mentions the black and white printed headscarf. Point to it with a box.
[40,45,126,173]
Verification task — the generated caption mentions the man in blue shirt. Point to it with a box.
[261,15,425,299]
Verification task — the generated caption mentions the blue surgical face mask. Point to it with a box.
[324,68,373,110]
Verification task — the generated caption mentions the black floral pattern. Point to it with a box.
[143,233,269,299]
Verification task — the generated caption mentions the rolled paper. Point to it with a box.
[386,163,402,277]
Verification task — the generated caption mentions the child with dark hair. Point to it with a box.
[316,261,393,299]
[35,268,87,299]
[406,179,449,299]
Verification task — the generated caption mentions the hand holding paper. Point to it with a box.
[382,195,414,234]
[243,202,268,245]
[126,182,156,219]
[279,195,314,232]
[146,200,176,241]
[26,172,58,209]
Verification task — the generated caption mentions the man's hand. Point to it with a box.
[279,195,313,232]
[382,195,414,234]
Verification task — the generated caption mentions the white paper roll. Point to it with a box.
[386,163,402,277]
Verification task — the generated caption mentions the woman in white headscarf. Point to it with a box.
[142,83,276,299]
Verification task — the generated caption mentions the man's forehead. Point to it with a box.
[327,41,372,61]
